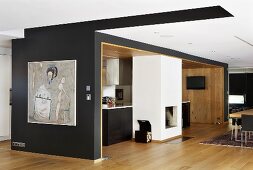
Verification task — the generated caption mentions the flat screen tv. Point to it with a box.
[187,76,205,90]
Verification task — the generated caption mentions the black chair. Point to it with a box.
[241,114,253,147]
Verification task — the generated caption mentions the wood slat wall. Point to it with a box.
[182,68,224,124]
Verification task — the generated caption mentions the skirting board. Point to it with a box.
[132,135,182,143]
[152,135,182,143]
[94,158,103,163]
[0,136,10,141]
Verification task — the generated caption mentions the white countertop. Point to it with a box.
[102,105,132,110]
[103,101,189,109]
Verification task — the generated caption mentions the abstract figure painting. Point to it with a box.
[28,60,76,126]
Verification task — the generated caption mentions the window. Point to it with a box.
[229,95,244,104]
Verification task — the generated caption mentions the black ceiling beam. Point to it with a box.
[93,5,233,30]
[26,5,233,37]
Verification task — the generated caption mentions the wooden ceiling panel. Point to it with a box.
[102,43,157,59]
[102,42,221,69]
[182,60,219,69]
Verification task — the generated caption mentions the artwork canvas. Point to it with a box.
[28,60,76,126]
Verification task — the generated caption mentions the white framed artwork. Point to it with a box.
[28,60,76,126]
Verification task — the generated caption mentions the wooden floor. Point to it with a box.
[1,123,253,170]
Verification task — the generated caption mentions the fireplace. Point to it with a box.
[165,106,177,128]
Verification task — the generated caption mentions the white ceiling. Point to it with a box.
[0,0,219,31]
[0,0,252,67]
[100,17,253,68]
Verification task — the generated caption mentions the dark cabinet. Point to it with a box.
[246,74,253,106]
[229,73,253,107]
[103,107,132,146]
[182,102,190,128]
[229,74,246,95]
[119,59,132,85]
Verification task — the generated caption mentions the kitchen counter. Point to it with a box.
[182,101,190,103]
[102,104,132,110]
[103,106,132,146]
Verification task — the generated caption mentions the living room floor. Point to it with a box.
[1,123,253,170]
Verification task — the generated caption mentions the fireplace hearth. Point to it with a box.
[165,106,177,128]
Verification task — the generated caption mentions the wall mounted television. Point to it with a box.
[187,76,205,90]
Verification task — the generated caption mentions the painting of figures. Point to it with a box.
[28,60,76,126]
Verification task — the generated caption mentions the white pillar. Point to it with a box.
[133,55,182,141]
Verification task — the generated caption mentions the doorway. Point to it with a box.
[100,42,225,159]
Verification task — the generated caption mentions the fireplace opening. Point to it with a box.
[165,106,177,128]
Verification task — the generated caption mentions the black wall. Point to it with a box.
[12,25,97,159]
[229,73,253,107]
[12,6,232,160]
[229,74,246,95]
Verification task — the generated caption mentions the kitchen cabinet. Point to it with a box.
[182,102,190,128]
[103,59,119,85]
[102,59,132,85]
[103,107,132,146]
[119,59,132,85]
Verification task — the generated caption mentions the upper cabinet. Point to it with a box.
[119,59,132,85]
[103,59,119,85]
[103,58,132,86]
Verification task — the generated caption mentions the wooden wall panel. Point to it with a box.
[182,68,224,124]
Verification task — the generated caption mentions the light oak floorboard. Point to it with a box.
[1,123,253,169]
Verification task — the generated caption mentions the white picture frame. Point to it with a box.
[28,60,76,126]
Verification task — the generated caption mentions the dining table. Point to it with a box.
[229,109,253,140]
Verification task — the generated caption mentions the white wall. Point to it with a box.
[133,55,182,141]
[161,56,182,140]
[133,56,162,139]
[0,48,11,141]
[102,85,116,98]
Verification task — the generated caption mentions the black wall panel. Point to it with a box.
[246,74,253,106]
[12,27,97,159]
[229,73,253,107]
[12,6,231,160]
[229,74,246,95]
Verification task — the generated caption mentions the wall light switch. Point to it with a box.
[86,94,91,100]
[86,85,91,91]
